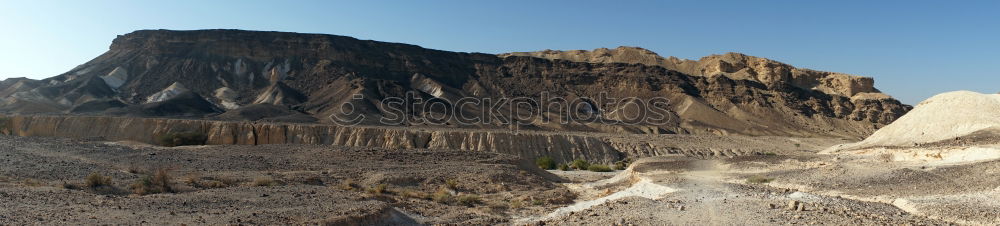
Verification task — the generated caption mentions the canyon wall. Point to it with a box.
[1,115,624,163]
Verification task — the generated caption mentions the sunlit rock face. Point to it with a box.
[0,29,910,138]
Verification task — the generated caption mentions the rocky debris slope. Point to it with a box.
[0,29,909,138]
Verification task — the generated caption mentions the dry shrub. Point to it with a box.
[613,160,630,170]
[432,187,453,204]
[367,184,388,195]
[253,177,281,187]
[877,153,894,162]
[587,164,613,172]
[456,194,481,206]
[399,189,430,200]
[746,175,774,184]
[535,156,556,170]
[570,159,590,170]
[86,172,113,188]
[302,175,324,185]
[445,179,459,190]
[509,199,524,209]
[338,179,358,191]
[187,175,235,189]
[130,169,174,195]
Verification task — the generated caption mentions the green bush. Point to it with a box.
[587,164,614,172]
[570,159,590,170]
[557,163,570,171]
[535,156,556,170]
[85,172,113,188]
[156,131,208,147]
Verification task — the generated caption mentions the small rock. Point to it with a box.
[786,200,800,210]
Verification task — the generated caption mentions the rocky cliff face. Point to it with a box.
[0,29,910,138]
[501,47,888,99]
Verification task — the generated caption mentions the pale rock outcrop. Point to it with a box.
[146,82,189,103]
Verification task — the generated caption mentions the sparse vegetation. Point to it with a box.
[456,194,481,206]
[22,179,43,187]
[367,184,388,195]
[613,160,629,170]
[399,189,430,200]
[587,164,614,172]
[85,172,113,188]
[510,199,524,209]
[746,175,774,184]
[0,116,10,134]
[156,131,208,147]
[62,181,79,190]
[535,156,557,170]
[557,163,570,171]
[763,152,778,156]
[187,175,236,189]
[570,159,590,170]
[302,175,324,185]
[877,153,894,162]
[339,179,358,191]
[253,177,280,187]
[445,178,459,190]
[432,187,453,204]
[129,169,174,195]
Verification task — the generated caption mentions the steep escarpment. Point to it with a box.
[0,29,909,138]
[500,47,907,125]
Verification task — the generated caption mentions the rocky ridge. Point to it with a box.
[0,29,910,138]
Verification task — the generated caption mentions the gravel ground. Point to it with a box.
[0,135,573,225]
[530,156,962,225]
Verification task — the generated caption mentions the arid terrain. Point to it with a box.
[1,29,997,225]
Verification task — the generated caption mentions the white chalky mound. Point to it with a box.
[830,90,1000,151]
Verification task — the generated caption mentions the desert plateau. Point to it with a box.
[2,2,998,225]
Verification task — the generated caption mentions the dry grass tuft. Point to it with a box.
[85,172,113,188]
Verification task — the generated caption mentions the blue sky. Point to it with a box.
[1,0,997,104]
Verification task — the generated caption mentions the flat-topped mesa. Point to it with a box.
[0,29,910,138]
[501,47,882,98]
